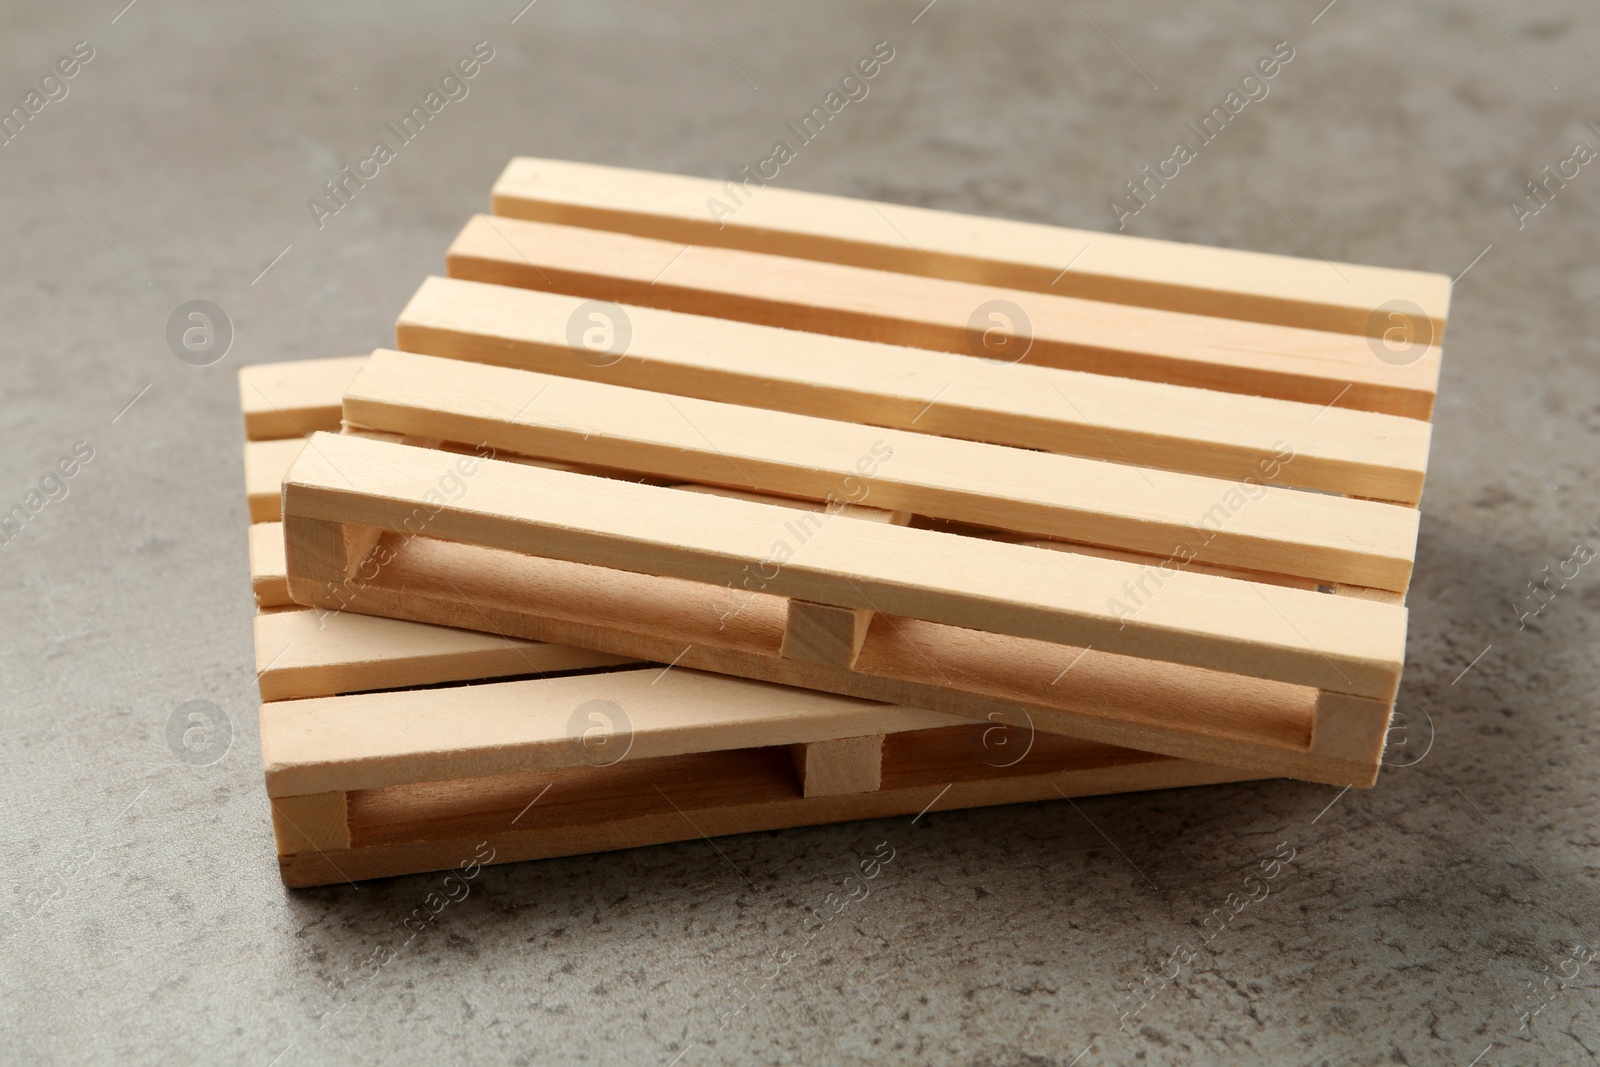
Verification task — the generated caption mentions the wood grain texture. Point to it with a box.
[398,279,1433,503]
[345,348,1421,589]
[270,792,351,853]
[249,521,290,608]
[489,157,1451,340]
[243,438,306,523]
[446,215,1442,418]
[791,734,884,797]
[279,742,1267,886]
[261,667,973,797]
[239,356,366,440]
[282,432,1409,700]
[276,510,1397,786]
[254,607,636,701]
[781,600,873,668]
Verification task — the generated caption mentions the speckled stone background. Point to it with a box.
[2,2,1597,1064]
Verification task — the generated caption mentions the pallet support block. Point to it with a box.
[287,516,385,589]
[791,734,884,797]
[782,600,873,669]
[270,791,352,855]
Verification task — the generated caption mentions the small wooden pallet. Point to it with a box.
[275,160,1445,793]
[242,357,1267,888]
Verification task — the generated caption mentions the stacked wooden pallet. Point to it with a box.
[242,158,1448,887]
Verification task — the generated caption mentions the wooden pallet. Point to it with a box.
[241,357,1267,887]
[275,158,1446,789]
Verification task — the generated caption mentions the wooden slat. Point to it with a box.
[490,157,1452,340]
[446,215,1442,419]
[345,349,1420,590]
[398,278,1432,504]
[239,356,366,440]
[249,521,290,608]
[243,438,305,523]
[254,607,636,701]
[282,432,1407,699]
[261,667,972,797]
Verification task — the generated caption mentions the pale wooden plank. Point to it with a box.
[248,521,290,608]
[398,277,1433,503]
[345,349,1420,589]
[446,215,1442,419]
[239,356,366,441]
[243,438,306,524]
[282,432,1408,699]
[490,157,1451,339]
[261,667,973,797]
[254,607,636,701]
[791,734,883,797]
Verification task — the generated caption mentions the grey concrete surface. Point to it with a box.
[1,2,1597,1064]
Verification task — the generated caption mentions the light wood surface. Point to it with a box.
[248,521,290,608]
[282,432,1408,700]
[345,348,1421,589]
[403,278,1440,508]
[781,600,873,668]
[243,438,305,523]
[261,667,974,797]
[239,356,366,440]
[254,607,636,701]
[446,215,1442,418]
[270,792,351,853]
[241,359,1298,889]
[791,735,885,797]
[398,277,1432,503]
[489,157,1451,340]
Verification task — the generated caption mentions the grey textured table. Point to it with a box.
[2,3,1597,1064]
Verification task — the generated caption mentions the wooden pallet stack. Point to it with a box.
[240,158,1448,887]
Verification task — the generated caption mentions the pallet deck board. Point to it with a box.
[346,347,1421,590]
[261,666,975,797]
[254,607,637,702]
[489,157,1451,339]
[248,521,290,608]
[244,438,306,523]
[397,278,1433,503]
[446,214,1442,418]
[239,355,366,441]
